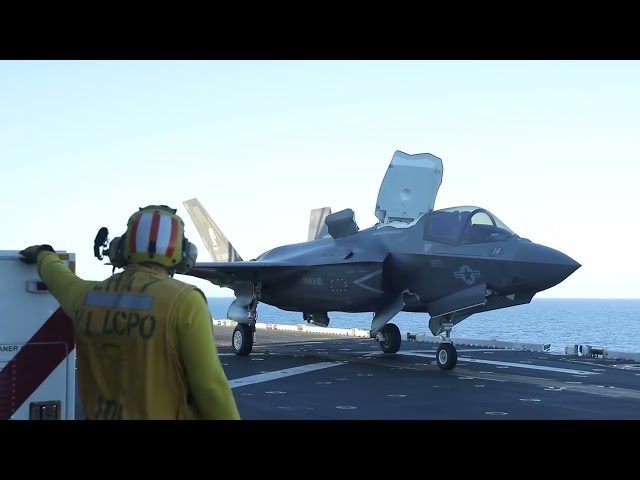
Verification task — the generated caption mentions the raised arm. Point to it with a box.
[35,249,97,317]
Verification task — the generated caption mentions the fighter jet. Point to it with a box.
[181,151,581,371]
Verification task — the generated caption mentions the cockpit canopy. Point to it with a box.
[425,206,518,245]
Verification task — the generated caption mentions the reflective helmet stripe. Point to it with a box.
[154,214,174,255]
[134,213,153,254]
[165,216,179,258]
[129,212,142,254]
[147,213,161,254]
[123,206,187,268]
[131,212,179,257]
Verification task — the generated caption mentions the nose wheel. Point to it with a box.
[436,342,457,370]
[232,323,255,356]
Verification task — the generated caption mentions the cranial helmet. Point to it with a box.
[108,205,198,274]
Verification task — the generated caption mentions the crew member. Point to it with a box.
[20,204,241,420]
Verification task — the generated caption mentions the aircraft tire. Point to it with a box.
[436,343,457,370]
[232,323,254,356]
[378,323,401,354]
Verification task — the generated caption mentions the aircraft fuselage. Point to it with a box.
[254,209,579,319]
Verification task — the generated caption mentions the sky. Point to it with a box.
[1,60,638,299]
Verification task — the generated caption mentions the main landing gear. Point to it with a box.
[371,296,405,355]
[226,282,260,356]
[372,298,460,370]
[376,323,402,354]
[374,322,458,370]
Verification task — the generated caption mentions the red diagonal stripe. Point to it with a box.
[165,216,179,258]
[149,213,161,244]
[0,307,75,420]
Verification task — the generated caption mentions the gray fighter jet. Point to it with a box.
[182,151,580,371]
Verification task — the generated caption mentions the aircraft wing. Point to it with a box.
[185,261,311,289]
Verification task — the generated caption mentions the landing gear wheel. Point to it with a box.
[378,323,402,354]
[436,343,457,370]
[232,323,254,356]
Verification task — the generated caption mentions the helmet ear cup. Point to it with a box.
[107,235,128,269]
[174,238,198,274]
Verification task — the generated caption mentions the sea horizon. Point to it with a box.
[207,297,640,354]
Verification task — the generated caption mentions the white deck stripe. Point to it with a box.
[397,351,600,375]
[228,362,344,388]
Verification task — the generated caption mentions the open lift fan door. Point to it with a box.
[375,151,443,224]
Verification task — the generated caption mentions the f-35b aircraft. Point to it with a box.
[181,151,581,371]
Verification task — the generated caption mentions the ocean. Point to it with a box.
[207,297,640,354]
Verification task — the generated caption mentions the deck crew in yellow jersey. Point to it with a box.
[19,204,241,420]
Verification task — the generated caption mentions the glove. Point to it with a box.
[19,244,55,264]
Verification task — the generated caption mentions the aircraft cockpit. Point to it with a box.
[425,206,518,245]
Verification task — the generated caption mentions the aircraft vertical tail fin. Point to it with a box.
[182,198,243,262]
[308,207,332,241]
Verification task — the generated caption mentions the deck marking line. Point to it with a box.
[228,361,344,388]
[396,351,600,375]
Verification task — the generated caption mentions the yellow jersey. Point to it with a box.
[37,251,240,420]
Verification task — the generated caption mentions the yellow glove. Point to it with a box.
[19,244,55,264]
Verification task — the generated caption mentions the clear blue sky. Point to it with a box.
[1,60,638,299]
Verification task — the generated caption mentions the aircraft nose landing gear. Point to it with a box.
[232,323,255,356]
[436,342,457,370]
[429,314,458,370]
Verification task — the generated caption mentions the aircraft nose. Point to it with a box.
[510,241,581,293]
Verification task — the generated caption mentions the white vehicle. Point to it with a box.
[0,250,77,420]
